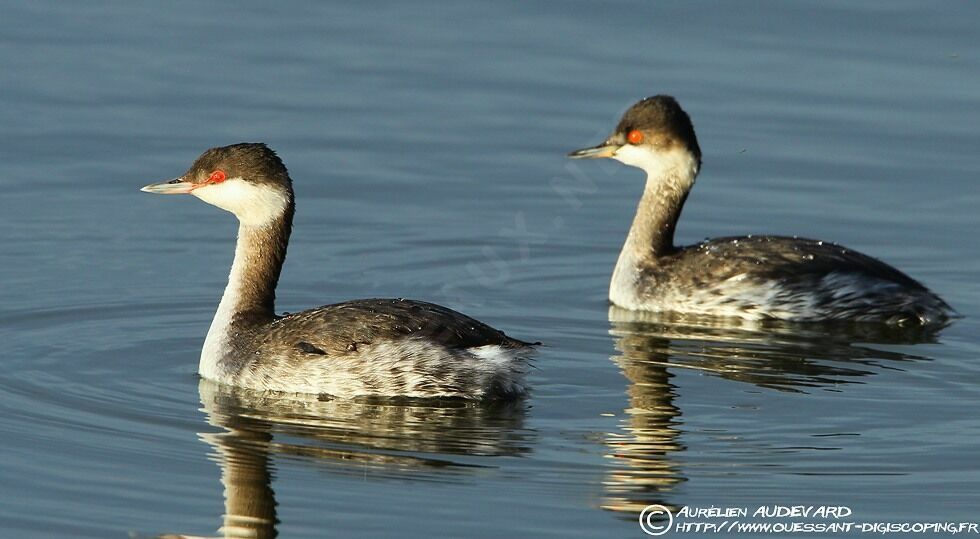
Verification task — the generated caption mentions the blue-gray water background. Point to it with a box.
[1,2,978,537]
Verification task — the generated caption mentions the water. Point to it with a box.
[1,1,979,537]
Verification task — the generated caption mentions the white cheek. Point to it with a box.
[612,144,656,169]
[613,145,699,179]
[192,178,289,225]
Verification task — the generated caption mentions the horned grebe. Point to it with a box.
[569,95,953,325]
[142,143,534,399]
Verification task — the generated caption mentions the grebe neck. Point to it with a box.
[201,201,293,371]
[616,150,698,267]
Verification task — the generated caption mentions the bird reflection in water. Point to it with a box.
[601,306,944,515]
[156,379,531,538]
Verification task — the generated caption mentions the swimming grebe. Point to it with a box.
[141,143,534,399]
[569,95,953,325]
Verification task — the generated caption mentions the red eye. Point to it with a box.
[207,170,226,184]
[627,129,644,144]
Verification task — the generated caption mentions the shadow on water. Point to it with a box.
[599,306,945,515]
[157,379,533,539]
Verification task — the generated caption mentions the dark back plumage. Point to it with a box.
[665,236,927,289]
[262,299,534,357]
[637,235,952,324]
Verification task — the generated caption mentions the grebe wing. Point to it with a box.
[263,298,534,356]
[661,235,930,290]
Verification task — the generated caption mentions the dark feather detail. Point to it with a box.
[296,341,327,355]
[646,236,928,290]
[266,298,533,356]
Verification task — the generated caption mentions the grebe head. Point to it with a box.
[568,95,702,178]
[141,143,293,226]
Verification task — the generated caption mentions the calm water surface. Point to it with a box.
[1,1,979,537]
